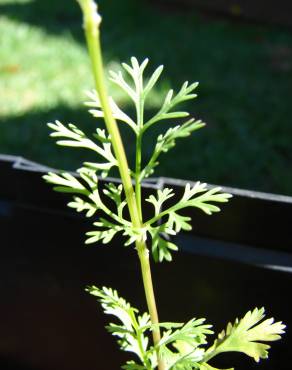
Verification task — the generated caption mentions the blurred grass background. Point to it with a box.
[0,0,292,194]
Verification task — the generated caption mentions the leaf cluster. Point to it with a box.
[47,120,117,178]
[88,287,285,370]
[85,57,204,181]
[44,165,231,261]
[44,57,232,262]
[87,286,211,370]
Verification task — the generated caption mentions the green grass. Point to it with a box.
[1,0,292,195]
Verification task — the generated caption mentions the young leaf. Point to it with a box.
[44,168,131,245]
[143,81,199,132]
[167,212,192,233]
[109,69,137,102]
[146,182,232,226]
[144,183,232,262]
[43,171,88,195]
[203,307,286,363]
[141,119,204,179]
[103,182,127,218]
[146,188,175,216]
[149,224,178,262]
[85,90,137,134]
[67,196,97,217]
[156,318,213,370]
[85,219,123,244]
[109,57,166,137]
[157,119,205,153]
[77,167,98,189]
[48,121,117,177]
[180,183,232,215]
[143,64,164,99]
[87,286,153,369]
[158,318,213,348]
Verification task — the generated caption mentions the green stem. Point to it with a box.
[135,132,143,221]
[84,27,139,226]
[201,346,224,366]
[78,2,165,369]
[144,205,178,227]
[137,241,164,369]
[135,85,144,221]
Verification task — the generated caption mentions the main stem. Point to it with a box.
[135,133,143,220]
[135,88,144,221]
[80,2,165,369]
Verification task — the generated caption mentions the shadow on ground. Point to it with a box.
[1,0,292,195]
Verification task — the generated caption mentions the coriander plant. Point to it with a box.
[44,1,285,369]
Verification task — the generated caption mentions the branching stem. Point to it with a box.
[79,1,165,369]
